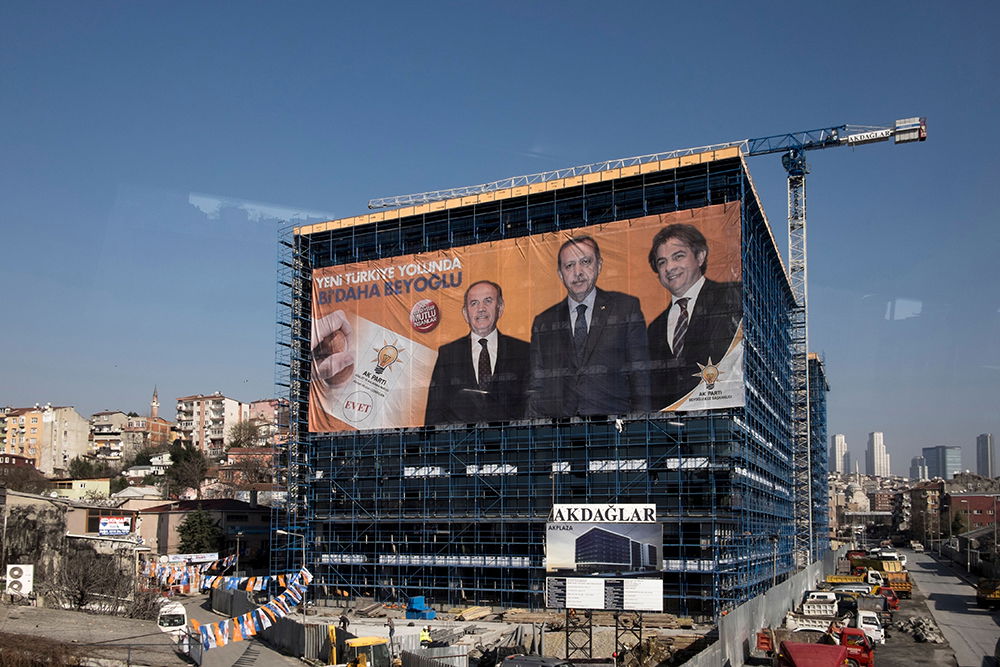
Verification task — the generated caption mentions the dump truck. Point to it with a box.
[851,558,904,574]
[756,626,874,666]
[976,579,1000,609]
[784,611,850,633]
[826,569,885,587]
[775,641,849,667]
[881,570,913,599]
[785,609,884,645]
[838,594,893,627]
[800,591,838,617]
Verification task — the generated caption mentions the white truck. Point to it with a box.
[851,609,886,645]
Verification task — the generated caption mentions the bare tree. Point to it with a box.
[44,542,160,619]
[227,419,264,449]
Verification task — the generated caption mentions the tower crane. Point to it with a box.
[366,117,927,569]
[745,117,927,566]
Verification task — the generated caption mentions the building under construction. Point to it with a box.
[271,145,828,619]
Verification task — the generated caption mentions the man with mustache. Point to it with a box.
[424,280,530,425]
[646,224,742,410]
[526,235,650,417]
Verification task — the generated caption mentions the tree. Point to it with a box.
[2,466,50,494]
[165,441,209,499]
[68,456,118,480]
[110,475,128,494]
[227,419,264,449]
[229,456,274,487]
[132,447,160,467]
[44,541,161,619]
[951,512,967,536]
[177,509,223,554]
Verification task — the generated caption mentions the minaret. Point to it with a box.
[151,386,160,420]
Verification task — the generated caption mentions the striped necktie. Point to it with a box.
[672,297,690,356]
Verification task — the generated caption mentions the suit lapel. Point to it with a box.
[490,334,506,387]
[685,280,717,342]
[457,337,478,387]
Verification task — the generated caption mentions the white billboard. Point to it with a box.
[98,516,132,536]
[545,576,663,612]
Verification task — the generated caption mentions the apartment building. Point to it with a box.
[2,405,90,476]
[91,410,129,460]
[175,392,248,459]
[246,398,289,446]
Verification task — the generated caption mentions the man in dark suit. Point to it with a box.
[424,280,530,425]
[526,236,650,418]
[646,224,742,410]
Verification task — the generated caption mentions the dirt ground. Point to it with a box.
[0,602,189,665]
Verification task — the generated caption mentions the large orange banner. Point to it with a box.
[309,202,743,432]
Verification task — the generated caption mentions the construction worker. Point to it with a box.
[420,626,431,646]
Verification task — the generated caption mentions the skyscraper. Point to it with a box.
[866,431,891,477]
[977,433,995,478]
[922,445,962,480]
[830,434,848,474]
[909,455,928,481]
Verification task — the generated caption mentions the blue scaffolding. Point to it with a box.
[808,353,830,557]
[271,152,806,620]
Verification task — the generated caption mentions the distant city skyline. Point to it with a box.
[829,431,993,479]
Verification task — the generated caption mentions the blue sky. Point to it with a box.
[2,2,997,473]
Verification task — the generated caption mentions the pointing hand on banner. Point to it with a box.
[312,310,355,388]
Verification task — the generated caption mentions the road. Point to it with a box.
[904,549,999,667]
[182,594,302,667]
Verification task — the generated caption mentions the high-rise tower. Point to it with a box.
[830,434,848,474]
[866,432,891,477]
[977,433,994,478]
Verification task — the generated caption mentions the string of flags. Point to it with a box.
[146,555,239,590]
[199,571,301,592]
[190,567,312,651]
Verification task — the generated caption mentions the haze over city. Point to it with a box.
[2,2,998,470]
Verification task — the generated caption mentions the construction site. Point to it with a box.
[269,121,925,633]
